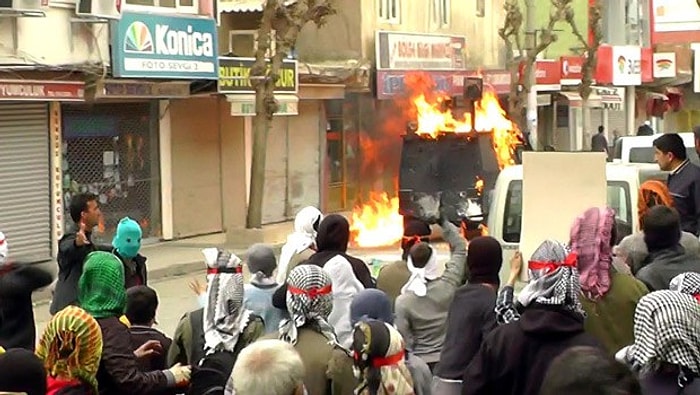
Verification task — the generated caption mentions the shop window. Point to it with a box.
[61,103,162,244]
[378,0,400,24]
[324,97,360,212]
[125,0,198,13]
[556,104,569,128]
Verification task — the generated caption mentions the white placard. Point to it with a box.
[520,152,607,281]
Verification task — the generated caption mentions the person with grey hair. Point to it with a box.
[225,339,306,395]
[243,244,287,334]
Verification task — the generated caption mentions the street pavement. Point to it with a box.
[33,243,454,338]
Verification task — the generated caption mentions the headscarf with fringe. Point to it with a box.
[202,248,252,355]
[36,306,102,393]
[638,180,674,229]
[569,207,615,299]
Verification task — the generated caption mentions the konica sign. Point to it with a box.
[110,12,218,80]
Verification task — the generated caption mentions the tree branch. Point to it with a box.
[560,0,603,100]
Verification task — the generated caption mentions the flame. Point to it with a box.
[349,192,404,248]
[349,72,522,247]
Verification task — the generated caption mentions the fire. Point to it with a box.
[413,88,521,170]
[349,192,404,248]
[349,73,522,247]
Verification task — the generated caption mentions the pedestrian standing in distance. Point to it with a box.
[591,125,609,156]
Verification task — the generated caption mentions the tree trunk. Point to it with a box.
[246,86,272,229]
[581,99,591,151]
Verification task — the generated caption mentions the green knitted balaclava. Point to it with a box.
[78,251,126,319]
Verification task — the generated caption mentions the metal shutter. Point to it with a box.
[0,103,51,262]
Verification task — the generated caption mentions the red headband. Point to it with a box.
[206,266,242,275]
[353,350,406,368]
[528,252,578,274]
[288,284,332,298]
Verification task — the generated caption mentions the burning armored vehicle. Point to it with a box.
[397,77,527,238]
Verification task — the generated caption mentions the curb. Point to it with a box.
[32,243,286,307]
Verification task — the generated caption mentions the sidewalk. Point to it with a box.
[33,219,298,305]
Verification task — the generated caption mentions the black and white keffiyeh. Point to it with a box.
[670,272,700,297]
[630,290,700,376]
[202,248,252,355]
[516,240,585,316]
[278,264,338,346]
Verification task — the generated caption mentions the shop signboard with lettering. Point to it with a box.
[375,31,466,70]
[595,45,643,86]
[375,69,510,100]
[111,12,218,79]
[218,57,298,94]
[0,80,85,101]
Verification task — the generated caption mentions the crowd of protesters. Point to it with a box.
[0,133,700,394]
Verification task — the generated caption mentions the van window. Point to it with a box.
[502,180,522,243]
[501,180,632,243]
[629,147,698,164]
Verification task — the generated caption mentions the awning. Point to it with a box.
[226,94,299,116]
[558,91,603,108]
[219,0,297,13]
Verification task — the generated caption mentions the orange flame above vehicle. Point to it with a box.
[349,72,521,248]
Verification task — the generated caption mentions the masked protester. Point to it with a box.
[36,305,103,395]
[466,240,601,395]
[616,290,700,394]
[352,320,415,395]
[569,207,648,355]
[350,289,432,395]
[0,348,47,395]
[79,251,191,394]
[110,217,147,288]
[277,206,324,284]
[243,244,286,334]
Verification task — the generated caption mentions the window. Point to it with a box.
[629,147,698,164]
[432,0,450,27]
[124,0,198,13]
[378,0,400,24]
[476,0,485,17]
[502,180,522,243]
[500,180,634,243]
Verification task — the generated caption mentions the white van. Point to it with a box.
[486,162,667,286]
[612,132,698,164]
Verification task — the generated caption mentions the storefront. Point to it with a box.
[67,11,219,243]
[0,80,84,260]
[218,56,322,224]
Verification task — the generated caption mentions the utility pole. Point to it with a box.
[525,0,538,150]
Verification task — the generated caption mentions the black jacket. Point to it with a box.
[461,304,601,395]
[0,264,53,350]
[668,160,700,236]
[435,284,497,380]
[50,230,97,315]
[108,248,148,289]
[636,245,700,291]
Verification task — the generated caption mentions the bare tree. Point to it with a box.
[562,0,603,145]
[246,0,335,229]
[498,0,565,128]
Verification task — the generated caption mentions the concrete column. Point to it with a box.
[626,87,636,135]
[158,101,173,240]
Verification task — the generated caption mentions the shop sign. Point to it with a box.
[111,12,218,80]
[94,80,191,99]
[560,56,584,85]
[652,0,700,33]
[218,57,298,94]
[375,69,510,100]
[375,31,466,70]
[593,86,624,111]
[227,94,298,116]
[518,60,561,91]
[653,52,677,78]
[0,80,85,101]
[595,45,642,86]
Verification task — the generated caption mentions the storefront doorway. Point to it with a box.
[324,98,360,212]
[61,103,162,244]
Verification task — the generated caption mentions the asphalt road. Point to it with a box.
[33,244,454,338]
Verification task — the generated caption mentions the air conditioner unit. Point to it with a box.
[0,0,47,16]
[228,30,276,58]
[75,0,122,21]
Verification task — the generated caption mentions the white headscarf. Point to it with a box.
[276,207,323,284]
[324,255,365,349]
[0,232,7,268]
[400,246,439,297]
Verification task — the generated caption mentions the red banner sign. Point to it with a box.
[560,56,584,85]
[519,60,561,91]
[0,80,85,101]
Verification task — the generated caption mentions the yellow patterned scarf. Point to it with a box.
[36,306,103,393]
